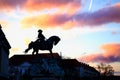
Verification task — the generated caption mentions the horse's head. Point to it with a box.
[49,36,61,45]
[54,37,60,45]
[47,36,60,46]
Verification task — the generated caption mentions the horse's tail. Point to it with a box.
[54,36,61,45]
[24,49,29,53]
[24,41,34,53]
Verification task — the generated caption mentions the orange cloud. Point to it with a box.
[102,44,120,58]
[21,14,76,29]
[114,3,120,7]
[24,0,81,14]
[78,43,120,63]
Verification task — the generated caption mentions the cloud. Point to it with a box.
[0,0,81,14]
[21,3,120,29]
[21,14,76,29]
[63,2,120,26]
[0,0,27,11]
[73,3,120,26]
[24,0,81,14]
[111,31,120,35]
[78,43,120,63]
[102,44,120,58]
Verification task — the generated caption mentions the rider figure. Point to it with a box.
[37,29,45,43]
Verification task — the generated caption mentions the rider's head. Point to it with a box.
[38,29,42,33]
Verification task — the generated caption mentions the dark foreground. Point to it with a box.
[1,76,118,80]
[63,76,120,80]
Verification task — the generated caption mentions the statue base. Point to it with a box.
[0,73,9,80]
[27,58,64,80]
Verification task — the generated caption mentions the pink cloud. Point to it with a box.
[21,3,120,29]
[78,43,120,63]
[2,1,120,29]
[56,3,120,26]
[111,31,120,35]
[0,0,81,14]
[73,3,120,26]
[24,0,81,13]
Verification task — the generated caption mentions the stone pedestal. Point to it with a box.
[0,73,9,80]
[28,58,64,80]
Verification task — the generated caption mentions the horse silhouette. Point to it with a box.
[25,36,60,58]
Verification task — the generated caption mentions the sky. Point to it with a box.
[0,0,120,75]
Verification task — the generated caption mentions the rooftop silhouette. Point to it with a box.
[0,25,11,51]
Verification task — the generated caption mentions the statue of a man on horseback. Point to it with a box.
[25,29,60,58]
[37,29,46,43]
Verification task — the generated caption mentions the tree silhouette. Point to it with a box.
[96,63,114,76]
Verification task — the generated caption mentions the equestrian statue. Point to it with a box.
[24,29,60,58]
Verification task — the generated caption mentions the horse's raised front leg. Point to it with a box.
[36,50,39,55]
[49,49,54,59]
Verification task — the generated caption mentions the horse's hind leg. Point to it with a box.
[32,50,35,55]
